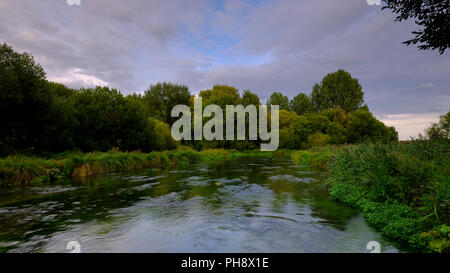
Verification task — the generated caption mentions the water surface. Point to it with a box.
[0,157,404,252]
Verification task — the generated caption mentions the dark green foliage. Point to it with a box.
[311,70,365,113]
[143,82,191,125]
[266,92,290,111]
[290,113,330,148]
[149,118,178,151]
[71,87,162,152]
[290,93,312,115]
[426,110,450,140]
[0,43,397,157]
[382,0,450,54]
[345,109,391,143]
[200,84,241,108]
[0,43,77,155]
[326,122,347,144]
[240,90,261,106]
[324,142,450,252]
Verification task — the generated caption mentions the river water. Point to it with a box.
[0,157,404,253]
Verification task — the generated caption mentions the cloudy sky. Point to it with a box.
[1,0,449,139]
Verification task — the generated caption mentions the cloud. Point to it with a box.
[418,83,437,90]
[48,68,109,88]
[379,113,441,140]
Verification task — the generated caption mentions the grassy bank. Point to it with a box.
[292,141,449,252]
[0,147,290,187]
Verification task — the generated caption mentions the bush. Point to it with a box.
[307,133,330,147]
[324,141,450,252]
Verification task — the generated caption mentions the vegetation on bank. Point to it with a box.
[291,111,450,253]
[1,39,449,253]
[1,43,397,156]
[291,140,449,252]
[292,142,449,252]
[0,147,290,187]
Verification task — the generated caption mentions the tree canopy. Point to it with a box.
[0,43,402,155]
[266,92,290,111]
[382,0,450,54]
[290,93,312,115]
[143,82,191,126]
[311,70,365,113]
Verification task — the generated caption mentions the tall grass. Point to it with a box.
[0,156,46,185]
[321,141,449,252]
[0,148,285,186]
[290,145,344,170]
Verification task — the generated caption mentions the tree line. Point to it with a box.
[1,43,399,155]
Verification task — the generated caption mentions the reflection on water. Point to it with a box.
[0,158,405,253]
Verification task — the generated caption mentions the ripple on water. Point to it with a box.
[268,174,315,183]
[0,158,405,253]
[121,175,165,183]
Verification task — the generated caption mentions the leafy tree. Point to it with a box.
[200,85,240,108]
[426,110,450,140]
[308,133,330,147]
[321,107,347,125]
[46,81,76,98]
[290,93,313,115]
[240,90,261,106]
[289,113,331,149]
[311,70,365,113]
[71,87,156,152]
[279,110,299,129]
[345,110,390,143]
[266,92,290,111]
[42,81,78,152]
[0,43,51,154]
[382,0,450,54]
[149,117,178,151]
[387,126,399,142]
[143,82,191,125]
[326,122,348,144]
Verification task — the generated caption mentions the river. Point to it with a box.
[0,157,405,252]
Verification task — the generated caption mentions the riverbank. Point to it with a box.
[292,141,449,253]
[0,147,291,187]
[1,143,448,252]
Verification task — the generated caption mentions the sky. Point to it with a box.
[0,0,449,140]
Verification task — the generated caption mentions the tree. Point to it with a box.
[0,43,50,154]
[290,93,312,115]
[426,110,450,140]
[345,109,390,143]
[311,70,365,113]
[321,107,348,125]
[382,0,450,54]
[143,82,191,125]
[71,87,158,152]
[240,90,261,106]
[308,133,330,147]
[279,110,299,129]
[149,117,178,151]
[326,122,348,144]
[266,92,290,111]
[200,85,240,108]
[290,113,331,149]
